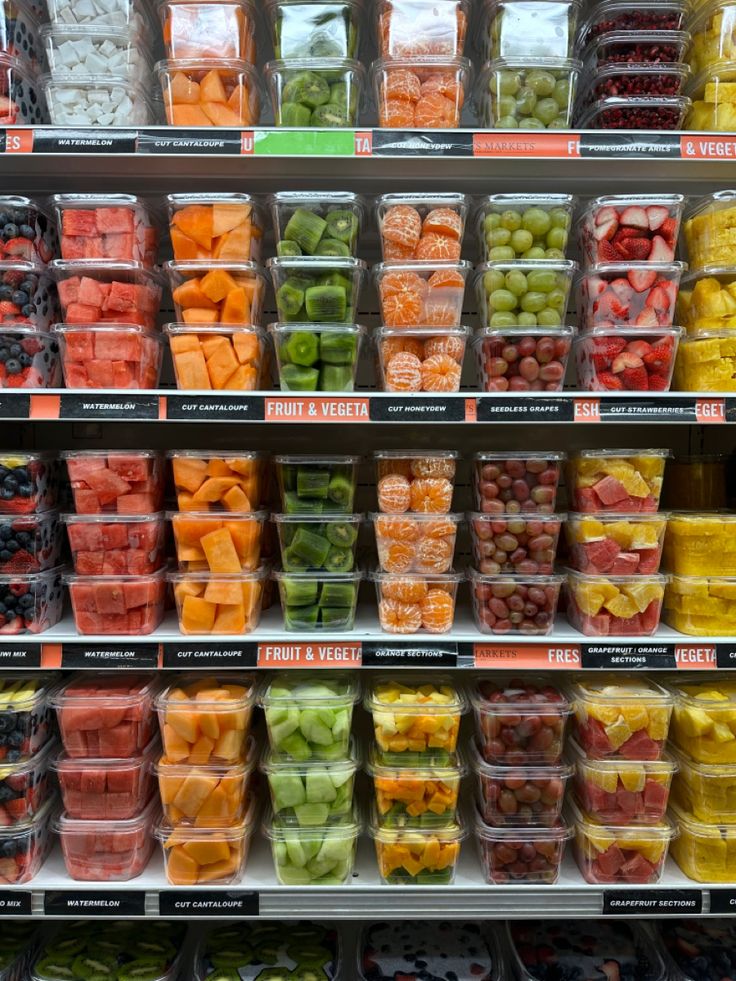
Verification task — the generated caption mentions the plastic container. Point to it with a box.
[567,449,669,513]
[55,323,163,389]
[472,742,571,827]
[576,94,691,129]
[367,744,465,827]
[42,72,153,125]
[157,801,255,885]
[566,512,668,577]
[63,449,164,514]
[689,0,736,74]
[579,0,689,43]
[371,511,460,574]
[41,25,152,86]
[273,568,362,631]
[567,570,668,637]
[44,0,154,29]
[373,569,463,635]
[582,63,690,107]
[0,795,52,883]
[270,191,364,259]
[265,806,360,884]
[0,922,34,981]
[0,741,53,825]
[371,808,465,884]
[169,450,266,513]
[475,260,575,330]
[53,739,156,821]
[677,267,736,334]
[657,919,736,981]
[56,794,157,881]
[674,330,736,391]
[575,328,682,392]
[260,671,359,761]
[375,261,470,328]
[270,323,364,392]
[197,922,342,981]
[663,454,728,510]
[0,675,53,763]
[664,573,736,635]
[0,511,62,574]
[375,450,458,515]
[265,57,364,126]
[0,196,56,264]
[683,191,736,271]
[372,56,471,128]
[0,568,62,635]
[0,452,59,515]
[168,192,263,264]
[0,55,45,123]
[0,264,58,332]
[479,0,581,60]
[670,744,736,824]
[156,58,260,126]
[476,194,574,263]
[0,328,60,389]
[469,569,564,636]
[0,0,40,65]
[365,675,466,763]
[476,57,580,129]
[468,512,563,575]
[472,675,571,766]
[66,568,166,635]
[171,566,264,639]
[578,262,684,331]
[582,30,691,70]
[476,811,572,883]
[275,453,359,514]
[376,0,470,58]
[160,0,257,61]
[170,510,265,573]
[376,326,469,393]
[50,259,162,330]
[268,256,365,325]
[262,742,358,825]
[578,194,683,267]
[166,323,266,391]
[376,192,468,261]
[267,0,361,59]
[570,675,673,760]
[273,513,361,573]
[166,260,266,327]
[473,451,565,514]
[64,512,165,575]
[51,192,159,266]
[664,511,736,575]
[666,677,736,765]
[358,921,502,981]
[156,741,256,826]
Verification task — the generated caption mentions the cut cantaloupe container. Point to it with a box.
[161,0,258,62]
[156,58,261,126]
[165,324,267,391]
[165,260,267,326]
[168,450,267,512]
[155,799,256,885]
[169,509,267,571]
[166,193,264,263]
[154,672,257,764]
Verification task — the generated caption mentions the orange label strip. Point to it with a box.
[257,642,362,668]
[264,396,370,422]
[675,645,716,669]
[474,643,581,669]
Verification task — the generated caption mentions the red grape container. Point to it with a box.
[0,794,53,883]
[63,512,165,575]
[578,194,684,267]
[471,674,572,766]
[468,511,564,575]
[0,740,54,825]
[574,328,682,392]
[475,808,572,884]
[63,449,165,515]
[52,737,157,821]
[576,94,691,129]
[472,327,574,393]
[472,740,572,827]
[468,569,565,636]
[578,262,685,330]
[472,451,565,514]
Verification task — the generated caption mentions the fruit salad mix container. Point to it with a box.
[664,573,736,634]
[367,744,465,827]
[472,740,572,828]
[666,678,736,765]
[265,805,360,884]
[0,795,53,883]
[0,675,53,763]
[565,512,668,575]
[358,920,501,981]
[0,453,59,515]
[469,569,565,636]
[0,740,53,825]
[372,569,463,634]
[476,811,573,883]
[0,510,63,573]
[566,449,669,513]
[0,568,63,635]
[656,919,736,981]
[0,327,61,390]
[570,675,673,760]
[371,807,465,884]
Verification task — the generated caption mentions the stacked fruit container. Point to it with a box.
[574,193,685,392]
[567,676,677,884]
[471,193,576,392]
[364,675,468,885]
[260,671,361,885]
[50,672,160,880]
[0,0,47,124]
[684,0,736,131]
[574,0,692,129]
[154,673,257,885]
[268,191,366,393]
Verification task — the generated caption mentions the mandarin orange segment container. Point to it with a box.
[376,192,469,261]
[160,0,257,61]
[372,570,463,635]
[372,56,472,127]
[376,0,470,57]
[376,327,470,393]
[170,510,267,572]
[375,262,471,328]
[169,450,266,512]
[156,59,260,127]
[371,512,461,574]
[375,450,458,515]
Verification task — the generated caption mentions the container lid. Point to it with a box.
[51,192,154,209]
[274,454,360,464]
[684,189,736,222]
[52,736,159,774]
[568,570,670,587]
[62,448,161,460]
[50,671,160,709]
[374,259,472,278]
[467,568,566,584]
[567,511,670,523]
[370,803,465,841]
[49,258,165,284]
[269,190,365,214]
[680,265,736,287]
[471,674,572,714]
[157,795,257,841]
[669,798,736,837]
[268,322,366,335]
[367,741,466,778]
[477,192,575,211]
[581,28,691,59]
[478,54,582,75]
[471,325,576,342]
[365,675,467,714]
[168,449,265,460]
[567,737,676,773]
[575,326,683,341]
[63,510,165,524]
[259,671,359,707]
[370,510,462,524]
[580,259,686,276]
[264,802,361,839]
[155,55,260,77]
[169,509,268,522]
[667,509,736,522]
[576,95,691,129]
[272,568,363,583]
[262,738,359,775]
[0,674,53,712]
[377,191,469,214]
[155,734,257,776]
[370,568,465,583]
[568,795,676,839]
[468,510,566,524]
[469,738,572,779]
[53,323,164,341]
[572,447,671,458]
[264,55,367,77]
[266,255,366,272]
[473,450,566,461]
[167,567,269,587]
[0,508,59,526]
[272,512,362,524]
[64,568,166,585]
[475,804,573,842]
[582,193,685,217]
[165,258,266,277]
[571,673,673,705]
[154,673,256,711]
[374,449,459,460]
[0,325,57,340]
[164,322,266,336]
[0,566,62,585]
[167,191,260,208]
[54,791,158,834]
[377,325,472,338]
[663,676,736,707]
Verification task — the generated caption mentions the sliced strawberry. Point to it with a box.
[595,292,630,321]
[597,371,624,390]
[660,216,678,244]
[622,365,648,389]
[620,206,649,228]
[609,278,635,302]
[647,206,669,230]
[3,238,34,259]
[613,227,640,244]
[21,337,42,355]
[649,235,674,261]
[619,237,652,260]
[597,239,619,262]
[590,337,627,368]
[627,339,652,358]
[595,206,619,226]
[594,218,618,241]
[0,301,19,321]
[634,308,659,327]
[647,372,669,391]
[643,342,674,372]
[628,267,657,291]
[612,351,643,372]
[646,285,671,312]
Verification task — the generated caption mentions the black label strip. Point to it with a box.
[61,643,159,668]
[0,395,30,418]
[32,128,137,153]
[361,642,458,667]
[137,129,242,154]
[159,890,259,916]
[44,890,146,916]
[370,396,467,422]
[0,890,31,914]
[603,889,702,914]
[710,889,736,913]
[59,394,159,420]
[579,133,681,158]
[165,395,264,421]
[476,397,573,422]
[598,398,701,422]
[0,644,41,667]
[161,642,257,668]
[371,130,474,156]
[582,644,677,670]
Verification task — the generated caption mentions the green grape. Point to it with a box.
[544,248,565,260]
[553,77,571,109]
[546,288,567,311]
[489,226,512,247]
[546,226,568,251]
[534,97,561,126]
[500,210,522,232]
[518,117,546,129]
[515,87,537,116]
[510,229,534,254]
[496,70,521,96]
[522,246,546,260]
[537,308,562,326]
[520,291,547,313]
[484,269,506,293]
[517,311,538,327]
[490,288,518,311]
[489,245,516,260]
[495,115,519,128]
[497,95,518,118]
[550,208,571,229]
[484,213,501,232]
[505,270,528,296]
[522,208,551,237]
[547,118,569,129]
[527,70,555,96]
[527,269,557,292]
[490,310,518,327]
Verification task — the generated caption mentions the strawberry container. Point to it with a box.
[63,512,165,575]
[478,0,582,60]
[475,57,581,129]
[268,256,364,325]
[51,193,160,266]
[0,675,53,763]
[0,196,56,264]
[570,674,673,760]
[376,192,468,261]
[576,94,691,129]
[50,260,163,330]
[51,672,160,759]
[55,324,164,389]
[0,264,59,331]
[581,30,691,70]
[0,568,62,635]
[574,327,682,392]
[376,0,471,58]
[0,328,61,389]
[578,0,689,45]
[0,0,41,66]
[476,811,572,884]
[52,737,157,821]
[577,262,685,330]
[472,741,572,827]
[579,194,684,267]
[65,568,166,635]
[472,675,572,766]
[581,63,690,105]
[171,510,266,572]
[372,56,471,128]
[156,58,260,127]
[472,327,574,393]
[160,0,257,61]
[468,512,564,575]
[371,512,461,574]
[156,744,256,827]
[265,57,364,127]
[0,54,45,123]
[270,191,365,259]
[55,794,157,881]
[476,193,575,263]
[375,261,471,328]
[170,450,267,513]
[472,451,566,515]
[0,452,59,515]
[0,510,62,573]
[566,570,668,637]
[63,449,165,515]
[41,73,155,125]
[375,450,458,515]
[0,741,53,825]
[475,260,576,330]
[565,512,668,576]
[0,795,53,883]
[566,449,669,513]
[267,0,362,59]
[468,569,564,636]
[157,803,256,885]
[376,326,470,393]
[166,323,267,391]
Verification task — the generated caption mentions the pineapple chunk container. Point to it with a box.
[664,574,736,635]
[670,744,736,825]
[570,675,673,760]
[674,330,736,391]
[669,800,736,882]
[663,512,736,575]
[666,677,736,765]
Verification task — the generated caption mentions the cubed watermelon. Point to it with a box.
[94,581,126,615]
[97,207,134,233]
[84,468,132,505]
[100,523,128,550]
[65,331,95,361]
[62,210,97,236]
[78,276,107,307]
[107,455,149,482]
[57,277,80,305]
[86,359,115,385]
[106,281,137,312]
[75,552,104,575]
[597,843,625,876]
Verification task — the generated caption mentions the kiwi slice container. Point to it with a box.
[264,57,366,127]
[268,323,365,392]
[272,513,362,572]
[271,568,363,632]
[267,256,366,325]
[269,191,365,258]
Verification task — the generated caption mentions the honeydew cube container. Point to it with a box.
[662,675,736,765]
[366,742,467,829]
[261,737,359,825]
[370,802,466,884]
[663,572,736,635]
[269,191,366,258]
[264,803,361,884]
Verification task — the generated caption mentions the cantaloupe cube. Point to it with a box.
[171,227,200,261]
[193,784,230,823]
[177,516,220,545]
[204,579,242,605]
[213,204,250,238]
[220,286,248,324]
[241,579,260,615]
[173,457,208,493]
[213,603,246,634]
[182,836,231,865]
[200,527,241,573]
[228,457,257,476]
[166,804,185,825]
[200,335,229,360]
[174,348,211,389]
[201,101,243,127]
[173,205,213,250]
[173,771,219,816]
[222,364,258,390]
[162,723,190,764]
[197,852,239,882]
[158,768,186,805]
[194,705,220,741]
[206,458,234,477]
[181,594,216,633]
[178,543,206,562]
[170,72,200,104]
[224,519,258,563]
[183,308,219,324]
[206,340,239,388]
[214,222,251,261]
[200,268,239,304]
[174,579,203,604]
[173,279,217,310]
[233,331,259,364]
[179,493,201,512]
[170,103,212,126]
[165,847,200,885]
[193,476,240,502]
[223,485,251,511]
[170,333,202,354]
[214,727,242,759]
[189,734,215,764]
[200,69,228,103]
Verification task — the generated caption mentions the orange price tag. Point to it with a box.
[473,132,580,158]
[240,130,254,154]
[257,642,362,668]
[265,396,369,422]
[29,394,60,419]
[474,643,581,669]
[355,131,372,156]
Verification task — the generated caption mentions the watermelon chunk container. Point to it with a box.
[167,192,265,263]
[468,511,564,575]
[0,452,59,515]
[169,567,267,635]
[0,739,54,826]
[0,327,61,389]
[0,674,54,763]
[475,808,573,884]
[166,323,267,391]
[160,0,257,62]
[166,259,266,326]
[54,793,158,881]
[54,323,164,389]
[266,0,362,60]
[569,738,676,826]
[268,256,366,326]
[0,196,57,264]
[0,54,45,124]
[156,58,261,127]
[170,509,266,572]
[156,795,257,886]
[63,511,164,577]
[468,569,564,636]
[371,511,461,574]
[270,192,365,259]
[376,326,470,394]
[273,512,362,573]
[0,510,62,573]
[472,451,566,514]
[169,450,267,512]
[50,672,161,759]
[566,448,670,513]
[270,323,365,392]
[0,264,58,331]
[265,57,365,127]
[565,511,669,576]
[261,738,359,826]
[51,193,162,266]
[366,743,466,829]
[49,260,164,330]
[265,804,361,885]
[0,794,54,884]
[52,736,158,821]
[566,570,669,637]
[570,796,676,884]
[64,568,166,635]
[0,567,62,635]
[577,262,686,331]
[155,735,257,826]
[63,449,165,515]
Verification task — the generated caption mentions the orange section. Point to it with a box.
[474,643,581,669]
[257,642,362,668]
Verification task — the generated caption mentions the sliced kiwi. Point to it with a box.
[305,285,346,322]
[206,972,241,981]
[34,959,76,979]
[325,209,358,245]
[41,936,86,960]
[277,240,302,257]
[323,545,354,571]
[282,71,330,109]
[284,208,326,254]
[277,280,306,318]
[310,104,349,127]
[318,271,351,292]
[116,960,170,981]
[70,953,118,981]
[315,238,350,257]
[326,521,358,547]
[280,102,311,126]
[132,938,176,961]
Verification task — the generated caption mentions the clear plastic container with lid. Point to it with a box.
[262,740,358,825]
[63,512,165,576]
[468,511,563,575]
[265,805,360,884]
[268,255,365,325]
[0,54,44,124]
[565,512,668,577]
[567,448,669,513]
[358,920,502,981]
[475,260,576,330]
[274,568,362,632]
[469,569,564,636]
[664,573,736,635]
[0,0,41,65]
[473,450,565,514]
[66,568,167,635]
[376,326,470,394]
[0,510,62,574]
[42,72,154,126]
[657,920,736,981]
[570,674,673,760]
[580,0,689,42]
[674,330,736,391]
[169,449,266,513]
[270,324,364,393]
[166,323,267,392]
[475,58,581,129]
[156,738,256,826]
[669,800,736,882]
[688,0,736,74]
[265,57,365,126]
[472,741,571,828]
[0,568,63,636]
[669,743,736,824]
[63,448,164,515]
[55,324,164,390]
[578,261,684,330]
[0,674,53,764]
[473,326,573,394]
[167,192,263,263]
[664,454,728,510]
[581,63,690,106]
[41,25,153,87]
[0,740,53,825]
[663,511,736,575]
[677,267,736,334]
[576,94,692,130]
[666,677,736,765]
[581,30,691,70]
[169,510,266,573]
[575,328,682,392]
[0,263,57,331]
[44,0,155,30]
[0,795,53,883]
[682,191,736,271]
[51,192,159,266]
[275,453,360,514]
[371,56,471,128]
[0,195,56,264]
[373,569,463,635]
[157,798,256,885]
[476,193,574,263]
[376,0,470,58]
[368,743,465,828]
[371,806,465,884]
[270,191,365,259]
[0,328,61,389]
[273,512,361,573]
[376,192,469,261]
[50,259,163,329]
[53,737,157,821]
[157,58,260,127]
[578,193,683,266]
[375,261,471,328]
[375,449,458,515]
[0,452,59,515]
[479,0,582,60]
[266,0,362,59]
[476,810,572,883]
[371,511,460,574]
[160,0,257,61]
[166,260,265,326]
[197,922,342,981]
